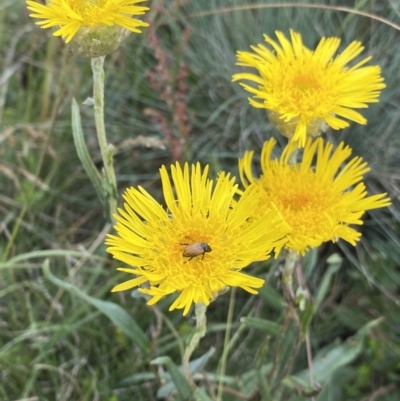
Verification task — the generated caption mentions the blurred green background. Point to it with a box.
[0,0,399,400]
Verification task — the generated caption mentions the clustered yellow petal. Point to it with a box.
[106,163,290,315]
[239,138,391,255]
[232,30,386,147]
[26,0,149,44]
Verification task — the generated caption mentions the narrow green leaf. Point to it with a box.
[257,363,272,399]
[43,260,149,355]
[299,298,314,337]
[241,363,272,397]
[283,375,322,397]
[302,247,319,279]
[118,372,156,386]
[316,367,356,401]
[156,348,215,399]
[71,98,104,204]
[314,254,342,311]
[258,283,284,311]
[333,305,370,331]
[295,318,382,384]
[193,388,213,401]
[151,356,193,400]
[296,338,363,384]
[355,316,383,338]
[188,347,215,373]
[241,317,281,336]
[0,250,104,270]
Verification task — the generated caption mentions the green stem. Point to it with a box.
[282,250,298,301]
[182,302,207,388]
[270,251,302,395]
[216,288,235,401]
[91,56,117,220]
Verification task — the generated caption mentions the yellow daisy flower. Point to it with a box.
[26,0,149,44]
[232,30,386,147]
[239,138,391,255]
[106,162,290,316]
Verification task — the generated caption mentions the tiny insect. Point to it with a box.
[182,242,212,261]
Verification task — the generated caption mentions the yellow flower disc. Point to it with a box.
[106,163,290,315]
[239,138,391,255]
[232,30,386,147]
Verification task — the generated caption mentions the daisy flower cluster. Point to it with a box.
[104,30,389,314]
[24,4,391,314]
[106,140,389,314]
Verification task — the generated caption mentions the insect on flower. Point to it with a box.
[182,242,212,261]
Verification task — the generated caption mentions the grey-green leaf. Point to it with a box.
[258,283,284,311]
[71,98,104,205]
[314,254,342,311]
[193,388,213,401]
[155,348,215,399]
[241,317,281,336]
[151,356,193,400]
[295,318,382,384]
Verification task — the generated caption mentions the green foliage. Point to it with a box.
[1,0,400,400]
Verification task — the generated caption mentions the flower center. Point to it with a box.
[281,193,312,210]
[258,167,341,248]
[141,212,240,289]
[291,73,321,92]
[68,0,104,9]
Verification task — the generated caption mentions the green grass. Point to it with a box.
[1,0,400,400]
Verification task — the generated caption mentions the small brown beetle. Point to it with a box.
[182,242,212,261]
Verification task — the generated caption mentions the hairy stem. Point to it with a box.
[91,56,117,221]
[182,302,207,388]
